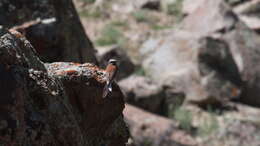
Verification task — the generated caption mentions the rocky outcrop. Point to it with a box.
[0,29,128,145]
[124,104,197,146]
[0,0,97,63]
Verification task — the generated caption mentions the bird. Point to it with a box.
[103,59,118,98]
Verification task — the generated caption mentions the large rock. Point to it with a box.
[119,75,186,116]
[140,0,246,106]
[233,0,260,32]
[0,29,129,145]
[141,0,260,106]
[141,32,242,106]
[124,104,197,146]
[0,0,97,63]
[119,75,165,114]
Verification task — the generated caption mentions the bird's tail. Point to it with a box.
[103,81,112,98]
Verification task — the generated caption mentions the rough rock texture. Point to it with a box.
[124,104,197,146]
[0,0,97,63]
[140,0,260,106]
[0,29,129,146]
[97,46,135,80]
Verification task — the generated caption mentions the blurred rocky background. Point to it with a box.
[73,0,260,145]
[1,0,260,145]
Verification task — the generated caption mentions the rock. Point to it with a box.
[183,0,260,106]
[140,0,245,106]
[124,104,197,146]
[140,30,241,106]
[225,0,249,6]
[97,45,135,80]
[0,29,129,145]
[233,0,260,32]
[0,0,97,63]
[182,0,205,15]
[119,75,165,114]
[141,0,260,106]
[182,0,237,37]
[119,75,186,116]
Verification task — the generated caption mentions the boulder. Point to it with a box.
[119,75,186,116]
[0,29,129,145]
[124,104,197,146]
[0,0,97,63]
[119,75,165,114]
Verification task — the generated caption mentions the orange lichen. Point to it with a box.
[65,70,78,75]
[55,70,67,76]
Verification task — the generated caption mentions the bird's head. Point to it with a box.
[108,59,118,66]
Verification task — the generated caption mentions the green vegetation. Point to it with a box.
[110,20,128,28]
[96,24,125,46]
[166,0,183,22]
[198,114,219,137]
[197,107,219,137]
[79,9,102,18]
[174,108,193,132]
[134,67,146,76]
[151,24,172,31]
[132,10,150,23]
[81,0,96,4]
[142,138,152,146]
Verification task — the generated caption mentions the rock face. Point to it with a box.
[0,0,97,63]
[0,29,128,146]
[140,0,260,106]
